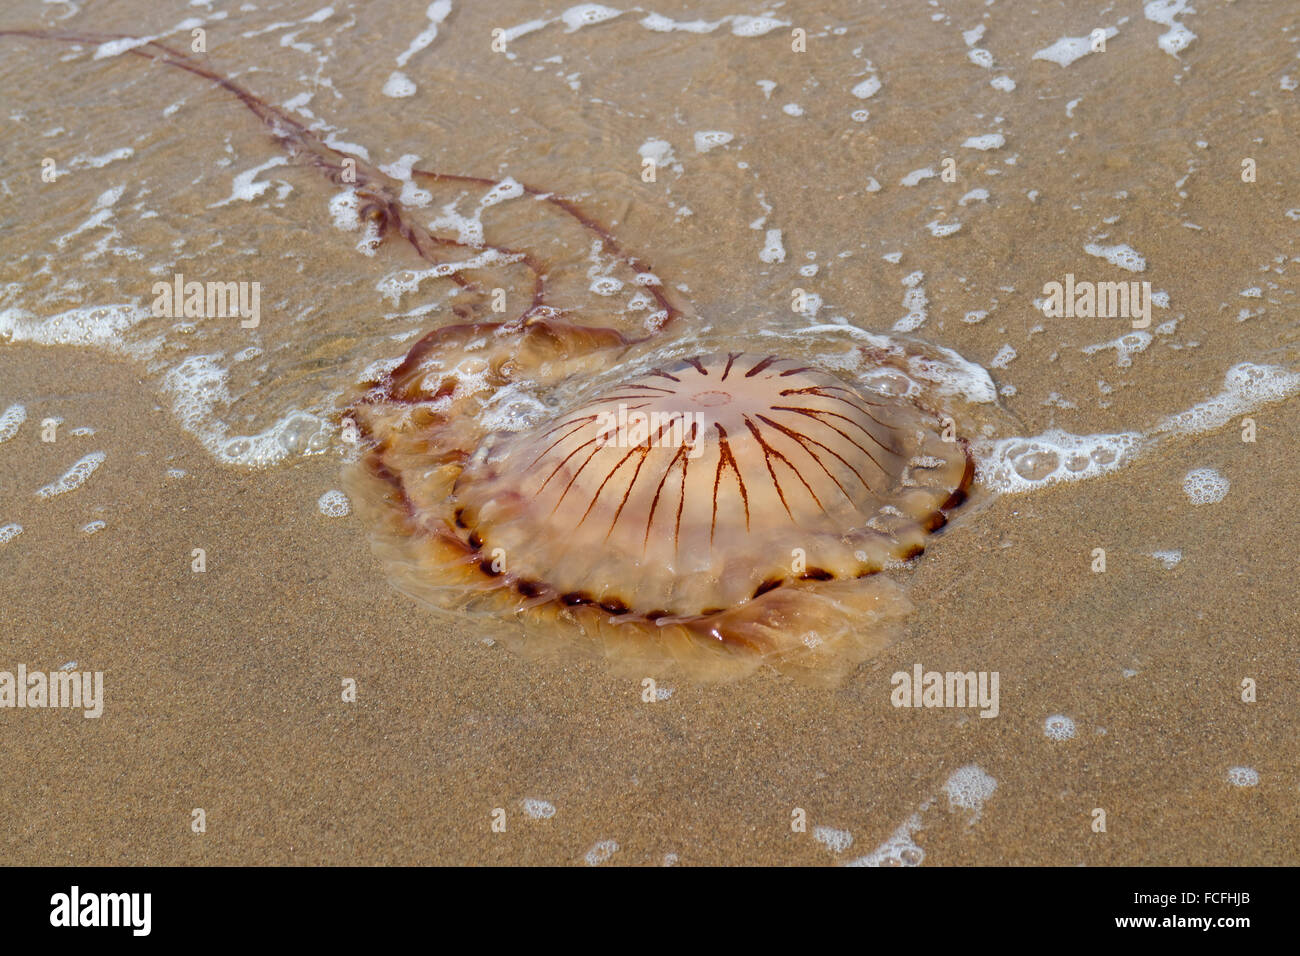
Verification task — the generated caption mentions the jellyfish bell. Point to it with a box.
[347,340,973,683]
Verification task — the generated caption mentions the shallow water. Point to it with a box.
[1,0,1298,864]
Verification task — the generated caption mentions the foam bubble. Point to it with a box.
[638,138,680,174]
[963,133,1005,151]
[729,15,788,37]
[81,520,107,535]
[926,220,962,238]
[499,18,550,43]
[0,304,155,357]
[990,344,1017,368]
[329,189,362,231]
[1144,0,1196,57]
[317,490,351,517]
[990,75,1016,92]
[562,4,622,31]
[1082,330,1152,368]
[844,814,924,867]
[161,355,332,468]
[0,523,21,545]
[382,71,416,98]
[693,130,733,153]
[0,403,26,443]
[813,826,854,854]
[479,177,525,209]
[1226,767,1259,788]
[589,276,624,296]
[1150,550,1182,569]
[68,147,134,172]
[844,763,999,866]
[943,765,997,821]
[1083,241,1147,272]
[1154,363,1300,438]
[584,839,619,866]
[378,249,514,303]
[1033,28,1118,67]
[394,0,453,68]
[378,155,434,208]
[1044,714,1076,741]
[209,156,290,208]
[1182,467,1228,505]
[975,430,1142,494]
[36,452,105,498]
[892,270,928,332]
[900,167,936,187]
[522,798,557,819]
[851,75,882,100]
[94,35,154,59]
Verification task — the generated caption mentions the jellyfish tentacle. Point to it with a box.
[1,29,680,338]
[408,169,681,329]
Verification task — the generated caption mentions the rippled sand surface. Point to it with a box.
[1,0,1298,864]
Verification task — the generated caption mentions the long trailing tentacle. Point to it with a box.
[1,27,685,465]
[0,29,681,341]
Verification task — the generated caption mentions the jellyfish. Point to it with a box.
[347,347,972,680]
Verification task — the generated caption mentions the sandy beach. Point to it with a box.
[1,0,1297,865]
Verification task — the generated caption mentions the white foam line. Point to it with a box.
[501,6,789,45]
[1032,27,1118,68]
[0,403,27,443]
[845,765,997,867]
[208,156,290,208]
[1144,0,1197,58]
[36,451,105,498]
[976,363,1300,496]
[813,826,854,854]
[160,355,333,469]
[1153,363,1300,437]
[240,6,335,39]
[1083,241,1146,272]
[396,0,453,67]
[0,304,156,358]
[384,1,454,98]
[584,839,619,865]
[92,16,220,59]
[522,798,557,819]
[69,147,134,171]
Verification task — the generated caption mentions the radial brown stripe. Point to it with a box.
[755,413,867,505]
[720,352,741,381]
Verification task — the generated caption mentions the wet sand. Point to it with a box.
[1,0,1298,865]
